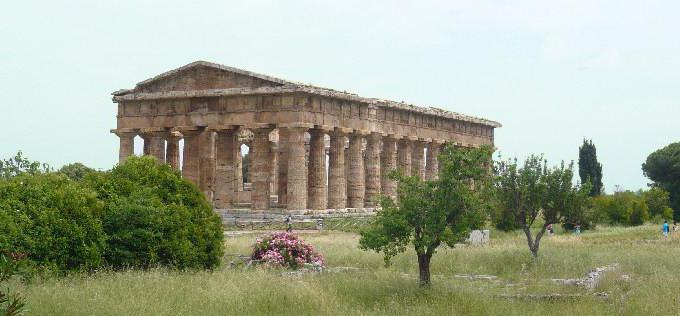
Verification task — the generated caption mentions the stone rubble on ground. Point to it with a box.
[551,263,619,290]
[499,292,609,301]
[453,274,497,281]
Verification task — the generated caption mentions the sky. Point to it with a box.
[1,0,678,192]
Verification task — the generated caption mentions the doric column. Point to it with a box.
[212,126,237,209]
[111,128,137,164]
[307,128,328,210]
[140,128,167,163]
[398,138,414,176]
[143,139,150,156]
[426,140,443,181]
[328,128,349,209]
[412,140,426,179]
[251,125,274,211]
[284,124,311,211]
[235,144,243,192]
[166,131,182,170]
[176,127,203,187]
[347,132,366,208]
[344,141,350,199]
[199,129,216,201]
[365,132,381,207]
[277,128,289,207]
[381,135,398,199]
[270,142,278,197]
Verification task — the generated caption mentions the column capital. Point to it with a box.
[207,124,237,132]
[414,139,427,145]
[314,125,335,132]
[332,127,353,136]
[110,128,138,136]
[308,128,326,135]
[172,126,204,134]
[139,127,168,134]
[278,122,314,129]
[169,130,183,139]
[381,133,399,140]
[433,139,447,145]
[352,129,370,136]
[245,123,276,130]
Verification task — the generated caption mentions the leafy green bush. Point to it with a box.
[0,174,107,271]
[86,156,224,269]
[642,188,673,220]
[491,207,520,232]
[562,201,602,231]
[592,191,650,226]
[58,163,96,181]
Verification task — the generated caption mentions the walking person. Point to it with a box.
[316,217,324,231]
[662,220,670,240]
[285,215,293,232]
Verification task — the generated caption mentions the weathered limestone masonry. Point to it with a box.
[110,61,501,223]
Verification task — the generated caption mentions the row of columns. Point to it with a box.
[114,125,444,212]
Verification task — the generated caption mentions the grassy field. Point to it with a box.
[15,224,680,315]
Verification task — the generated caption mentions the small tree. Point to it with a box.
[58,162,96,181]
[495,156,589,258]
[642,188,673,220]
[360,145,492,286]
[642,142,680,219]
[579,139,603,196]
[0,151,50,179]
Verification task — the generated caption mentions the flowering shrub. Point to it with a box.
[251,232,325,269]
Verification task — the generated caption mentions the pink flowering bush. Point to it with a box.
[250,232,326,269]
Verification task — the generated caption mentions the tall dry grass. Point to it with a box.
[18,224,680,315]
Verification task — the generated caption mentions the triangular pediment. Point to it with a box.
[132,61,293,93]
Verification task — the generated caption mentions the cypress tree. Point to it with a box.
[578,139,603,196]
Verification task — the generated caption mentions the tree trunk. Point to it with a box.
[418,253,431,287]
[523,224,549,259]
[531,224,549,258]
[522,226,537,258]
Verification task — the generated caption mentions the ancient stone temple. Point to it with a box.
[111,61,500,220]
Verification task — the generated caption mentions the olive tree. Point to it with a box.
[494,156,589,258]
[359,145,493,286]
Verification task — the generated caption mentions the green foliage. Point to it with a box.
[562,196,602,231]
[0,151,50,179]
[494,156,590,257]
[85,156,224,269]
[578,139,603,196]
[492,156,544,233]
[0,174,107,271]
[360,145,492,286]
[592,191,650,226]
[642,142,680,219]
[58,163,96,181]
[641,187,672,219]
[0,253,27,316]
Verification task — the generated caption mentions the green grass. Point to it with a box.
[16,224,680,315]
